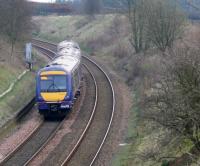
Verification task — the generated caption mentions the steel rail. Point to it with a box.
[1,121,63,166]
[0,121,43,165]
[83,56,116,166]
[60,64,98,166]
[32,39,116,166]
[32,44,56,60]
[23,120,65,166]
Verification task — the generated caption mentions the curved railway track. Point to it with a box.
[32,39,116,166]
[0,120,63,166]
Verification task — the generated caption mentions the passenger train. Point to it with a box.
[36,41,81,118]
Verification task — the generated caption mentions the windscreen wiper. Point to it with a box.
[47,83,61,92]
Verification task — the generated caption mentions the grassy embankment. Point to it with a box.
[33,14,200,166]
[0,40,46,127]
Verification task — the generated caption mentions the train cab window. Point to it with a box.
[40,75,67,92]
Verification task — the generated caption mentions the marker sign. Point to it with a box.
[25,43,32,63]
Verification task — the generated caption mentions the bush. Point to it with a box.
[142,48,200,151]
[161,160,169,166]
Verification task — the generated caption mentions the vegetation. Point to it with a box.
[127,0,185,52]
[0,66,21,94]
[0,0,31,56]
[123,0,200,165]
[0,1,42,127]
[127,0,149,53]
[0,50,46,127]
[143,48,200,150]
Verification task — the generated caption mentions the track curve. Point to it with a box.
[32,39,116,166]
[0,121,63,166]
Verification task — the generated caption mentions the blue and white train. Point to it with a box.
[36,41,81,118]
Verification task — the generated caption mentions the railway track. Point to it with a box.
[0,38,116,166]
[0,120,64,166]
[0,98,35,140]
[32,39,116,166]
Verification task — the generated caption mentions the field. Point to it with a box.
[33,14,200,165]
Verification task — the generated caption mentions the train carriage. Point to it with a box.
[57,40,80,52]
[36,41,81,118]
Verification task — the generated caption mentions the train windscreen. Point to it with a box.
[40,75,67,92]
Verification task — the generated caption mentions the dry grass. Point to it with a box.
[0,39,46,127]
[0,39,26,93]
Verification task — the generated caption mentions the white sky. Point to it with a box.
[28,0,56,3]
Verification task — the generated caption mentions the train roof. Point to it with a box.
[39,55,80,75]
[38,40,81,76]
[57,40,80,51]
[57,47,81,59]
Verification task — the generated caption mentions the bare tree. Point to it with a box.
[143,48,200,151]
[126,0,185,53]
[0,0,31,56]
[146,0,185,52]
[126,0,149,53]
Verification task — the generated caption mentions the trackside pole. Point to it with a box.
[25,43,33,71]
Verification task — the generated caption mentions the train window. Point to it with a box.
[40,75,67,92]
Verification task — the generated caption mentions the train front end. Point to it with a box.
[36,69,73,118]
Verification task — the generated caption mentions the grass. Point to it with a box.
[112,91,141,166]
[0,50,46,127]
[112,89,195,166]
[33,14,119,44]
[0,72,35,115]
[0,65,21,94]
[112,107,138,166]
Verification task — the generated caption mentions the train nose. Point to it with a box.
[40,92,67,102]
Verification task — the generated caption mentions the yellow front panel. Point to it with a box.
[40,71,66,76]
[41,92,67,102]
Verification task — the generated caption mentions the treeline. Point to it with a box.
[0,0,32,56]
[80,0,200,19]
[29,2,72,16]
[127,0,185,53]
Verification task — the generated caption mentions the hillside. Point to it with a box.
[33,14,200,166]
[0,40,46,127]
[33,15,132,81]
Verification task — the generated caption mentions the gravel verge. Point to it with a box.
[0,107,42,162]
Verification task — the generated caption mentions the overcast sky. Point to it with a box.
[28,0,56,3]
